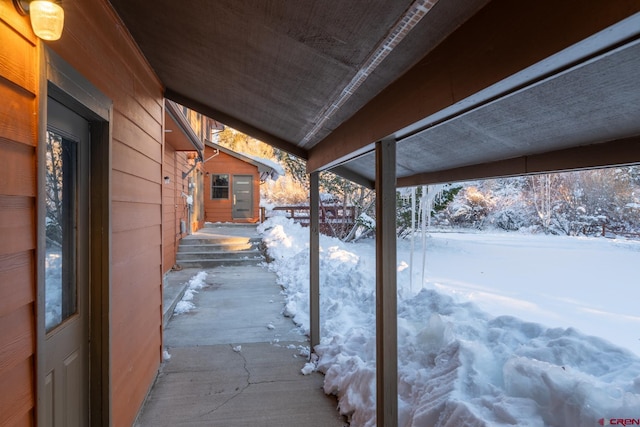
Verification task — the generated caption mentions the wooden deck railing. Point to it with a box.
[261,205,357,238]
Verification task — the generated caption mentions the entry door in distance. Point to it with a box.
[232,175,253,219]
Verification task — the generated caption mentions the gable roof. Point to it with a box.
[205,140,283,181]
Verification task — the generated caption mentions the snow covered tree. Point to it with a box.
[444,185,495,228]
[488,178,533,231]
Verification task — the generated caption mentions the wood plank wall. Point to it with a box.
[162,144,190,274]
[0,3,39,425]
[1,0,165,425]
[203,147,261,223]
[53,2,165,425]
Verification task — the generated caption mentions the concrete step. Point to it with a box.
[176,231,265,269]
[180,236,262,246]
[176,257,264,268]
[176,250,262,261]
[177,242,259,252]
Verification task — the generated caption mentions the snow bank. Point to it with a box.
[258,217,640,426]
[174,271,208,315]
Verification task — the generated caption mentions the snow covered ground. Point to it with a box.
[45,247,62,330]
[259,217,640,427]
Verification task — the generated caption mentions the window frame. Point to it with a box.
[210,173,230,200]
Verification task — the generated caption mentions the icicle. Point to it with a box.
[418,184,447,288]
[421,185,428,288]
[410,186,416,293]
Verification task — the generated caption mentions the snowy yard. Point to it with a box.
[259,217,640,427]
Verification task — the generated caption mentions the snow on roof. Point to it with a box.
[205,140,284,181]
[242,153,285,179]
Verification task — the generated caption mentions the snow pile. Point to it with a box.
[258,217,640,426]
[174,271,208,314]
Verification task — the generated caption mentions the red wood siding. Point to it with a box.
[203,147,261,223]
[52,2,165,424]
[1,0,165,425]
[0,5,38,425]
[162,144,191,274]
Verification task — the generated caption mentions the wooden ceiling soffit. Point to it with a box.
[165,100,204,154]
[165,88,308,160]
[397,136,640,187]
[306,0,640,173]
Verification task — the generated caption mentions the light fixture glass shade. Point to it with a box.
[29,1,64,41]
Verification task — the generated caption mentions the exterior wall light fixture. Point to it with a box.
[13,0,65,41]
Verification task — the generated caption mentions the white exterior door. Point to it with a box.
[43,98,90,426]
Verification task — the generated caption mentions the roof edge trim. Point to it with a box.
[204,140,280,180]
[165,99,205,154]
[165,88,309,160]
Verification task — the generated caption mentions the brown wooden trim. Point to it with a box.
[308,0,640,172]
[89,118,112,427]
[375,139,397,427]
[397,136,640,186]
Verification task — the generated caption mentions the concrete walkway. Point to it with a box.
[136,226,347,426]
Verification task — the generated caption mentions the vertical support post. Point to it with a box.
[375,139,397,427]
[310,171,321,350]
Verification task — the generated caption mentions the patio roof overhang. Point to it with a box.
[109,0,640,187]
[165,100,204,157]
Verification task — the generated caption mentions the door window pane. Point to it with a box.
[45,130,78,332]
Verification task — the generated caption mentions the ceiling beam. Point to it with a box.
[330,165,375,189]
[397,136,640,187]
[165,88,309,160]
[307,0,640,173]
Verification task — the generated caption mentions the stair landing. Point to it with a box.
[176,224,265,268]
